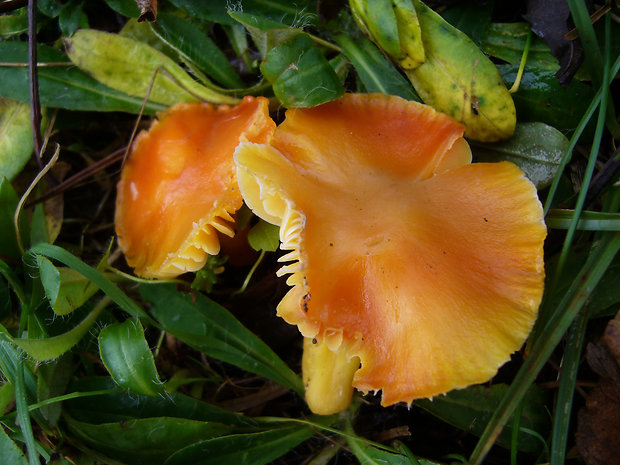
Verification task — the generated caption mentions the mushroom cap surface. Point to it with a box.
[116,96,275,278]
[235,93,546,405]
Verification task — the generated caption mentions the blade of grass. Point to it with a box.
[14,360,38,465]
[546,210,620,230]
[543,53,620,216]
[549,306,589,465]
[566,0,620,137]
[469,231,620,465]
[549,13,612,292]
[531,24,619,350]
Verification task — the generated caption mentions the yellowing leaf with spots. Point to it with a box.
[405,0,515,141]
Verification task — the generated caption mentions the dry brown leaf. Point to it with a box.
[576,311,620,465]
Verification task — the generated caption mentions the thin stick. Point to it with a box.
[28,0,43,168]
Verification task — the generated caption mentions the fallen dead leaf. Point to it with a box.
[576,311,620,465]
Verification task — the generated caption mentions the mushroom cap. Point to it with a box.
[234,93,546,406]
[116,96,275,278]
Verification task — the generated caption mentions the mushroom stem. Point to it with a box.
[302,337,360,415]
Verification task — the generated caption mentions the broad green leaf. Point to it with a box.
[164,425,315,465]
[499,65,596,135]
[228,12,301,58]
[29,203,49,248]
[59,0,88,37]
[442,0,492,47]
[351,0,425,69]
[98,319,163,396]
[404,0,515,142]
[416,383,550,454]
[104,0,140,18]
[0,42,166,114]
[64,29,239,106]
[0,98,32,181]
[144,284,303,395]
[0,7,28,38]
[0,178,24,260]
[335,34,418,100]
[65,376,255,427]
[65,415,232,465]
[483,23,563,73]
[37,355,72,428]
[363,0,402,58]
[248,220,280,252]
[37,256,99,315]
[471,122,568,189]
[12,301,105,361]
[38,0,64,17]
[261,34,344,108]
[0,427,28,465]
[152,14,244,89]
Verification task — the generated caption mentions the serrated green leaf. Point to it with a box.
[472,122,568,189]
[0,426,28,465]
[99,319,163,396]
[0,42,166,114]
[228,12,301,58]
[64,29,239,107]
[261,33,344,107]
[248,220,280,252]
[416,383,550,454]
[335,34,418,100]
[0,98,32,181]
[65,415,232,465]
[164,425,315,465]
[152,13,244,89]
[37,256,99,315]
[144,284,303,395]
[12,301,105,361]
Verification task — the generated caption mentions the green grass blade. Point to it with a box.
[549,12,613,291]
[546,210,620,230]
[549,307,589,465]
[543,53,620,216]
[14,361,38,465]
[469,232,620,465]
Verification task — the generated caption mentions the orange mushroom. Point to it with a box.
[115,96,275,278]
[234,93,546,409]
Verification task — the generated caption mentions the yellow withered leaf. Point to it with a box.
[65,29,239,107]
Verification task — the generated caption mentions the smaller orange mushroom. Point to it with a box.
[115,96,275,278]
[234,93,546,411]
